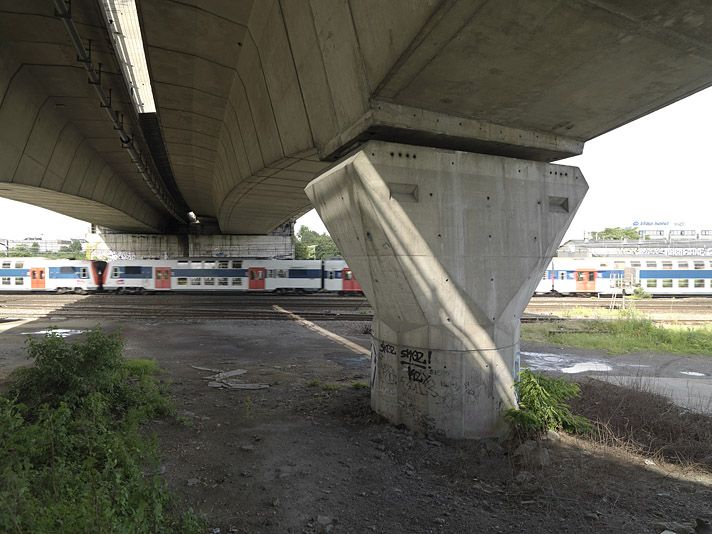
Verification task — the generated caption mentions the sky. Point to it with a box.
[2,86,711,241]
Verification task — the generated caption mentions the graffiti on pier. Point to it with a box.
[400,347,433,385]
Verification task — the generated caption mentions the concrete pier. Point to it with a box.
[306,141,587,438]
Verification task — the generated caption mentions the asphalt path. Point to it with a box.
[521,342,712,413]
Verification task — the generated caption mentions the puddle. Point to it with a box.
[520,351,566,372]
[681,371,706,377]
[21,329,86,338]
[561,362,613,374]
[522,351,612,374]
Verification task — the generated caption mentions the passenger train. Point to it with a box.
[0,257,362,294]
[4,254,712,297]
[535,256,712,296]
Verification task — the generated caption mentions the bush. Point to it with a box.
[630,286,652,299]
[0,330,200,533]
[506,370,590,439]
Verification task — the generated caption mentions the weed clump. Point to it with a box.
[0,330,201,533]
[506,369,590,439]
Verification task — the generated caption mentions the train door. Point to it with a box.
[575,270,596,292]
[30,268,45,289]
[342,268,361,292]
[248,267,266,290]
[155,267,171,290]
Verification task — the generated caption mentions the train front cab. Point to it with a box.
[341,267,361,294]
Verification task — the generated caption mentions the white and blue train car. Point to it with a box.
[636,257,712,296]
[103,258,323,293]
[534,268,554,294]
[547,257,627,295]
[0,257,100,292]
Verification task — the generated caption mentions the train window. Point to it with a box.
[695,279,705,288]
[218,277,228,286]
[559,272,565,280]
[646,261,657,268]
[678,279,689,288]
[646,280,657,288]
[124,266,143,275]
[630,261,640,268]
[1,262,9,268]
[204,261,215,269]
[204,277,215,286]
[191,261,202,268]
[15,278,23,285]
[678,261,689,269]
[79,268,88,279]
[345,271,353,280]
[1,277,9,285]
[177,260,188,265]
[588,272,594,281]
[278,269,287,278]
[662,261,672,270]
[694,261,704,270]
[177,278,188,286]
[190,277,201,286]
[15,262,23,268]
[217,261,228,269]
[112,267,120,278]
[576,272,584,281]
[231,277,242,286]
[662,279,673,288]
[60,266,74,274]
[232,260,243,268]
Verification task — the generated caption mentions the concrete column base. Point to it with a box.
[305,141,587,438]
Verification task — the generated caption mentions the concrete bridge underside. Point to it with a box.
[2,1,712,234]
[3,0,712,436]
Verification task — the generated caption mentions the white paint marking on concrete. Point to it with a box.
[272,305,370,357]
[561,362,613,374]
[681,371,706,377]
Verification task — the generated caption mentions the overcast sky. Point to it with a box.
[2,86,711,241]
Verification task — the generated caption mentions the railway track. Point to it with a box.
[1,294,711,322]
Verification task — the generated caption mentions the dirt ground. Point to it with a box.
[2,315,712,533]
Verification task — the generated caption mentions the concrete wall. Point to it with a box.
[86,232,293,260]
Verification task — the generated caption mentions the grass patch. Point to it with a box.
[321,383,340,392]
[506,370,590,440]
[570,378,712,471]
[351,381,368,389]
[306,379,321,388]
[0,329,201,533]
[522,309,712,355]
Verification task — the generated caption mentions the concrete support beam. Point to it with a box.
[306,141,587,438]
[321,101,585,163]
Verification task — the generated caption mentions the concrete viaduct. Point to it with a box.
[2,0,712,437]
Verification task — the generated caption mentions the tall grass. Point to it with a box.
[0,330,201,533]
[522,309,712,355]
[506,370,590,439]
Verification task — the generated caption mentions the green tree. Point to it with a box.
[592,227,639,240]
[8,244,32,257]
[294,226,340,259]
